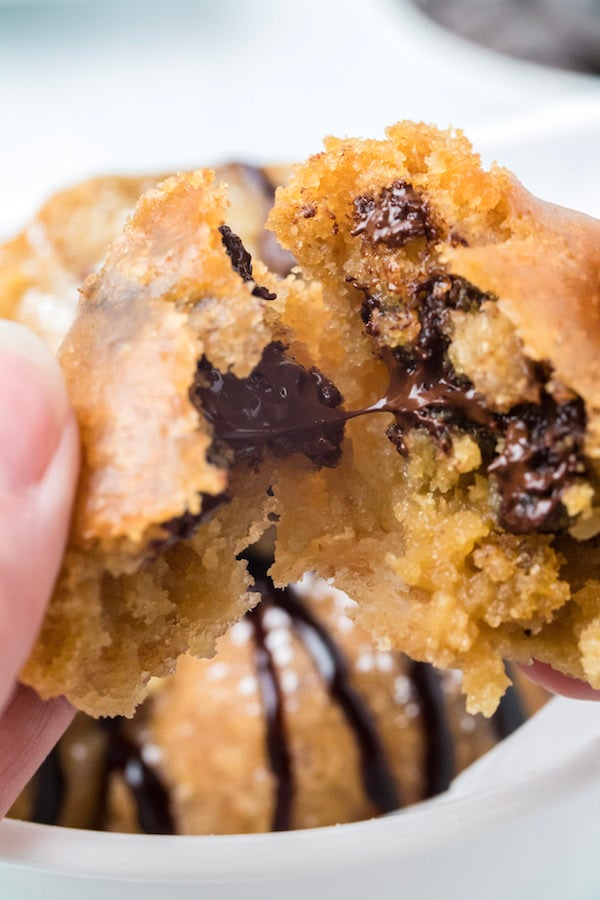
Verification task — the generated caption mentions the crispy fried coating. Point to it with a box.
[17,169,285,716]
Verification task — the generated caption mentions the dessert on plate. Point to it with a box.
[10,549,547,833]
[2,121,598,718]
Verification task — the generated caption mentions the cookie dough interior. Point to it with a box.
[268,122,600,713]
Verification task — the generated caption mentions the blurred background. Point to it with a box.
[0,0,599,236]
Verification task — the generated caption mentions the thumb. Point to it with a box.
[0,322,79,713]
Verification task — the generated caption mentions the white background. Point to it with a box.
[0,0,599,237]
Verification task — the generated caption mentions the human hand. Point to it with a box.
[0,323,79,818]
[520,660,600,701]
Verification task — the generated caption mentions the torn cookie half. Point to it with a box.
[267,121,600,714]
[15,167,323,716]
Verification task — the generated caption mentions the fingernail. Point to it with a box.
[0,322,70,488]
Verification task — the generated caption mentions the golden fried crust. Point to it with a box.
[60,170,274,552]
[11,124,600,718]
[448,188,600,453]
[15,169,281,716]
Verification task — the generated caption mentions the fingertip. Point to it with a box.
[0,685,74,818]
[0,349,79,709]
[518,660,600,701]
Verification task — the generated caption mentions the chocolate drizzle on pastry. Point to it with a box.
[351,181,436,248]
[31,719,175,834]
[28,565,532,833]
[245,553,400,829]
[97,718,175,835]
[247,594,295,832]
[408,662,454,798]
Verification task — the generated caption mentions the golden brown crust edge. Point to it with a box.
[17,169,281,716]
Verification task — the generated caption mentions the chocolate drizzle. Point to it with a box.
[248,598,294,831]
[245,553,399,830]
[351,180,436,248]
[30,719,175,834]
[408,662,455,798]
[98,718,175,835]
[28,597,531,833]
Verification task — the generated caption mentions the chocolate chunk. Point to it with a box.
[489,397,586,533]
[219,225,276,300]
[358,275,587,536]
[351,181,436,248]
[413,274,489,361]
[183,276,585,539]
[154,492,229,554]
[191,342,346,469]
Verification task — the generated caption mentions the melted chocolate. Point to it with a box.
[99,718,175,835]
[408,662,455,798]
[247,599,294,831]
[245,553,398,829]
[229,164,296,277]
[351,180,436,248]
[489,397,586,533]
[219,224,276,301]
[191,342,346,469]
[360,275,587,531]
[158,491,229,549]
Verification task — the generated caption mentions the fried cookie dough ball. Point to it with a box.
[12,567,546,834]
[9,122,600,719]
